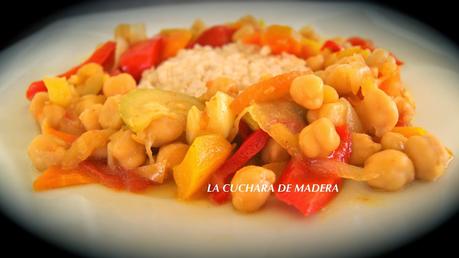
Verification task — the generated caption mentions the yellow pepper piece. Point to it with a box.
[173,134,232,200]
[43,77,74,107]
[392,126,428,138]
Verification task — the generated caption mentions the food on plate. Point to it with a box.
[26,16,453,216]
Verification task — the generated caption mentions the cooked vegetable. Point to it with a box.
[349,133,381,166]
[186,91,235,143]
[404,135,451,181]
[120,88,204,133]
[380,132,407,151]
[102,73,136,97]
[299,118,341,159]
[275,159,342,216]
[26,81,48,101]
[355,88,399,137]
[230,71,306,114]
[192,25,235,47]
[289,74,324,110]
[231,166,276,212]
[366,150,415,191]
[33,166,95,191]
[209,130,270,204]
[119,37,163,81]
[161,29,193,60]
[62,129,114,169]
[43,77,76,107]
[28,134,68,171]
[80,161,152,192]
[321,40,342,52]
[173,134,232,200]
[261,25,301,55]
[108,129,146,170]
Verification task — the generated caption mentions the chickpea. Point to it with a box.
[349,133,381,166]
[41,104,66,128]
[103,73,136,97]
[144,116,185,147]
[404,135,451,181]
[380,132,407,151]
[306,55,324,71]
[62,129,113,168]
[323,55,371,95]
[356,88,398,137]
[261,139,290,163]
[28,134,68,171]
[79,104,102,131]
[307,101,347,127]
[108,130,146,170]
[231,166,276,213]
[72,94,106,115]
[299,118,340,158]
[323,85,339,104]
[366,150,415,191]
[366,48,390,68]
[99,95,123,130]
[394,90,416,126]
[29,92,49,120]
[156,143,189,178]
[290,74,324,110]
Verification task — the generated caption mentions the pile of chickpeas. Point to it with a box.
[28,63,189,181]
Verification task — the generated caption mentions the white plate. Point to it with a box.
[0,1,458,257]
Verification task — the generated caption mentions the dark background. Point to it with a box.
[1,1,457,257]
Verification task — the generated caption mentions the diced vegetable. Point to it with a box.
[347,37,374,50]
[391,126,427,138]
[161,29,193,60]
[120,88,204,133]
[192,25,235,47]
[230,71,306,114]
[321,40,342,52]
[173,134,232,200]
[275,125,352,216]
[119,37,164,81]
[26,81,47,100]
[209,130,270,204]
[33,166,95,191]
[43,77,75,107]
[275,159,342,216]
[261,25,302,55]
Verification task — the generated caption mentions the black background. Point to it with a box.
[1,1,457,257]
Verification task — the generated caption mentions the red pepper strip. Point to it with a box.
[191,25,236,48]
[347,36,374,50]
[25,41,116,100]
[209,129,270,204]
[275,125,352,216]
[328,125,352,163]
[80,161,152,192]
[237,120,252,141]
[321,40,343,52]
[119,36,164,81]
